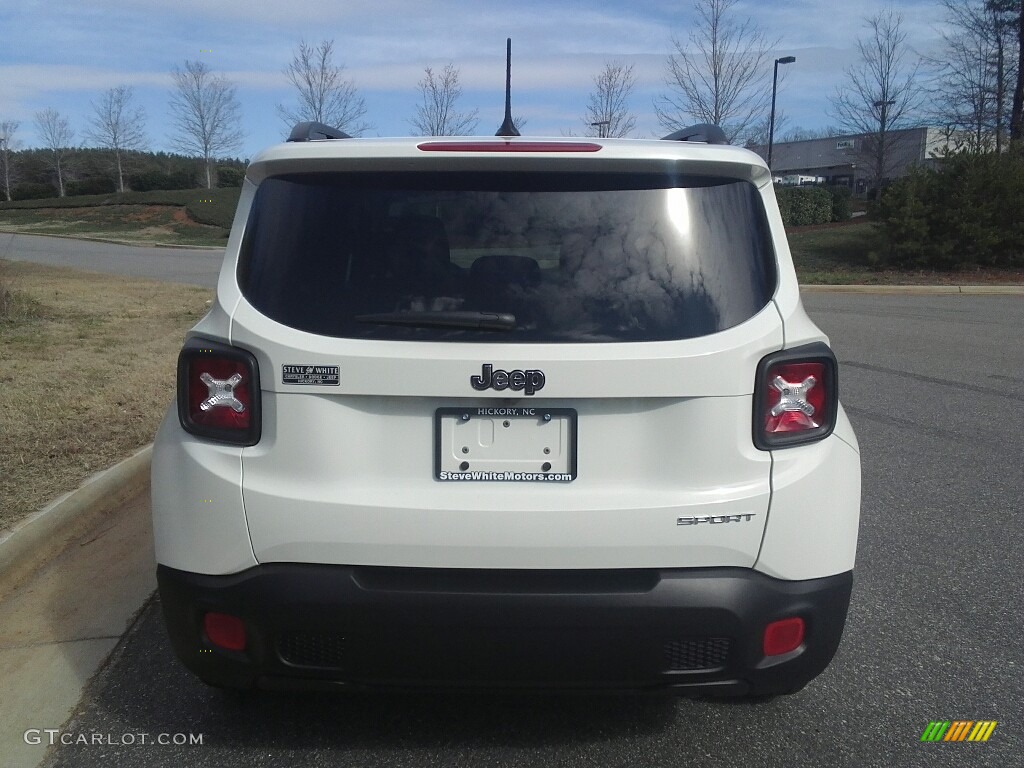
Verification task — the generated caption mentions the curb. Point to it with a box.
[0,229,225,251]
[0,445,152,601]
[801,284,1024,294]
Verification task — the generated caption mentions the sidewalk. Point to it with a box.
[0,474,155,768]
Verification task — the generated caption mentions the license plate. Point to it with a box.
[434,407,577,482]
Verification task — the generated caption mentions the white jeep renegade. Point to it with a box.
[152,121,861,696]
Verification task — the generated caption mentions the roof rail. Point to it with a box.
[661,124,729,145]
[287,122,352,142]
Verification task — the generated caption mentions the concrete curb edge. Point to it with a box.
[0,229,225,251]
[801,284,1024,294]
[0,445,153,600]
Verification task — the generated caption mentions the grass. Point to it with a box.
[0,278,45,321]
[787,219,1024,284]
[787,220,883,284]
[0,187,240,246]
[0,258,213,534]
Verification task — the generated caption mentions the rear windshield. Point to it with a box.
[238,172,776,343]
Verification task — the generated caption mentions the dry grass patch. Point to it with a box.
[0,259,213,534]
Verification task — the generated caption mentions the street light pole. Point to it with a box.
[591,120,610,139]
[767,56,796,171]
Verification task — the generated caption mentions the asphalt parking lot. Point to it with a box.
[0,233,222,287]
[26,293,1024,767]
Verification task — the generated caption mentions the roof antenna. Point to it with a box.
[495,38,520,137]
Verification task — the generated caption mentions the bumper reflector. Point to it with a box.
[763,617,805,656]
[203,612,247,652]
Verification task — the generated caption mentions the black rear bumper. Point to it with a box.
[157,564,853,696]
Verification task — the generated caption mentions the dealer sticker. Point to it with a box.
[282,364,340,386]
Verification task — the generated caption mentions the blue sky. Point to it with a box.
[1,0,950,159]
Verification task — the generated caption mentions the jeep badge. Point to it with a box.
[471,364,545,396]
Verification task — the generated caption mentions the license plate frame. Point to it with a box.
[434,406,577,482]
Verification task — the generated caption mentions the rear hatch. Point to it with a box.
[229,156,783,569]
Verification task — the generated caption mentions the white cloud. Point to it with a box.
[351,53,668,93]
[0,66,166,122]
[0,65,170,92]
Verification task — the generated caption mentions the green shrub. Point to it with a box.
[776,186,832,226]
[877,149,1024,269]
[0,188,241,224]
[1,189,196,210]
[827,185,852,222]
[216,167,245,188]
[775,186,792,225]
[128,169,197,192]
[185,188,239,229]
[871,172,936,267]
[12,182,58,201]
[67,177,117,196]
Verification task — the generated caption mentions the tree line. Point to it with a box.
[0,65,248,203]
[0,146,246,202]
[1,0,1022,202]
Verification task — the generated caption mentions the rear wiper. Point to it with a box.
[354,310,517,331]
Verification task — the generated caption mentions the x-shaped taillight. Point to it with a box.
[199,372,246,413]
[754,344,838,450]
[769,375,818,419]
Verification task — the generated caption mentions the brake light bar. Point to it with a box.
[417,141,602,153]
[177,338,262,446]
[753,343,838,450]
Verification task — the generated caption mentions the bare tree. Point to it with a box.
[782,126,843,142]
[828,10,923,189]
[986,1,1018,149]
[986,0,1024,144]
[582,62,638,138]
[925,0,1020,152]
[656,0,777,143]
[277,40,370,136]
[169,60,244,189]
[34,108,74,197]
[924,1,999,151]
[1012,0,1024,142]
[0,120,19,202]
[744,110,789,147]
[85,86,147,192]
[411,63,479,136]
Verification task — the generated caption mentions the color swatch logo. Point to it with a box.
[921,721,997,742]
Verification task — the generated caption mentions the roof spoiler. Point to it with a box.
[287,122,352,142]
[661,124,729,145]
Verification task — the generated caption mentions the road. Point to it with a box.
[0,232,222,288]
[31,285,1024,765]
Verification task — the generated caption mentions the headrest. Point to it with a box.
[470,254,541,288]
